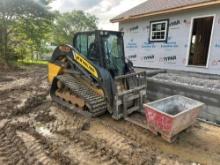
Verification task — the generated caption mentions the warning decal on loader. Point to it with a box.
[74,53,99,79]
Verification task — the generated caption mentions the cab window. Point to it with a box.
[80,34,88,56]
[74,33,99,63]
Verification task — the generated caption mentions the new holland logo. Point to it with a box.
[74,54,99,79]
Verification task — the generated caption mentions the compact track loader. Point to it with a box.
[48,30,147,121]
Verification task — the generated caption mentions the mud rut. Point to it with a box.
[0,66,220,165]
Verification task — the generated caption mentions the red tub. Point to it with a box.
[144,95,204,142]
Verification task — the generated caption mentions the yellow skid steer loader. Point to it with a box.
[48,30,147,121]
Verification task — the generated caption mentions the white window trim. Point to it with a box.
[150,20,168,42]
[185,14,216,68]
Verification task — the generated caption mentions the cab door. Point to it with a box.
[101,32,126,76]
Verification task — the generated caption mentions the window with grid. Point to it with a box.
[150,20,169,42]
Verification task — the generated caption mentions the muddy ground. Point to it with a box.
[0,65,220,165]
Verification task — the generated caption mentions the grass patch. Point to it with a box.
[17,59,48,65]
[0,59,48,70]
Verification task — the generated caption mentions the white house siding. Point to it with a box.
[119,5,220,75]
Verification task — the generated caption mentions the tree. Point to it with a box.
[53,10,98,44]
[18,17,53,60]
[0,0,53,65]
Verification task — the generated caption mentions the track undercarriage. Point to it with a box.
[50,74,107,117]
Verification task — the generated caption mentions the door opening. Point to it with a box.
[188,16,214,66]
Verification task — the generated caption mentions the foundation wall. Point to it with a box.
[146,78,220,124]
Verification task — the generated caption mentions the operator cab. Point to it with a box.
[73,30,127,77]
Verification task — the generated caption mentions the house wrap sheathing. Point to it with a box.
[111,0,220,75]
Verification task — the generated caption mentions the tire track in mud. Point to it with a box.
[33,112,120,164]
[17,131,58,165]
[99,117,153,146]
[43,105,90,133]
[58,131,122,165]
[44,106,157,165]
[36,106,119,164]
[0,67,49,120]
[0,77,33,92]
[61,125,156,165]
[0,68,48,94]
[86,120,157,165]
[0,67,77,165]
[13,94,49,116]
[34,110,56,124]
[0,93,50,121]
[0,122,75,165]
[0,122,46,165]
[57,130,126,165]
[37,106,128,164]
[19,126,74,165]
[96,116,204,165]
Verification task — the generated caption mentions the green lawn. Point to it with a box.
[17,59,48,65]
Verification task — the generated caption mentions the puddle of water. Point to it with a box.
[36,125,53,137]
[16,98,27,109]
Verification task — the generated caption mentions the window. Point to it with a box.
[73,33,100,63]
[88,34,98,61]
[75,35,81,52]
[102,34,125,76]
[74,34,95,58]
[150,20,169,42]
[80,34,88,56]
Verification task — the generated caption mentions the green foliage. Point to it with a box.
[53,10,98,44]
[17,59,48,65]
[0,0,53,65]
[0,0,98,67]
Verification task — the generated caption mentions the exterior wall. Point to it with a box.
[119,6,220,75]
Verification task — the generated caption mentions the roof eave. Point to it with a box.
[110,0,220,23]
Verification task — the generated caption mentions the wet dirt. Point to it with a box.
[0,65,220,165]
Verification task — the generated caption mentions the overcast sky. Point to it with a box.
[50,0,146,30]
